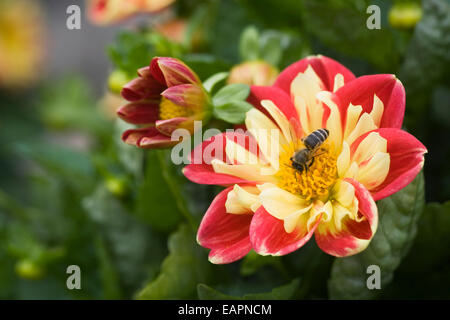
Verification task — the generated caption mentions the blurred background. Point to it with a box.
[0,0,449,299]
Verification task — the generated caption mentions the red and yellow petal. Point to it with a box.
[335,74,405,129]
[122,126,177,149]
[161,84,207,110]
[183,132,269,186]
[247,86,299,125]
[117,101,159,124]
[352,128,427,201]
[315,179,378,257]
[155,117,191,136]
[121,75,164,102]
[197,186,253,264]
[249,207,321,256]
[274,55,355,94]
[150,57,200,87]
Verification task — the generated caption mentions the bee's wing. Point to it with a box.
[288,117,302,150]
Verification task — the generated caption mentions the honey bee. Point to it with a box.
[290,128,329,173]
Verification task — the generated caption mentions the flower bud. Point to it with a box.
[228,61,279,86]
[105,177,128,197]
[108,70,132,94]
[389,2,423,29]
[118,57,210,149]
[15,259,44,280]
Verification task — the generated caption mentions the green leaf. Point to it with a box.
[182,54,232,81]
[259,32,283,66]
[300,0,403,71]
[240,251,284,277]
[240,26,260,61]
[108,31,154,75]
[197,278,300,300]
[114,120,144,179]
[213,83,251,107]
[381,201,450,299]
[108,30,184,76]
[94,236,122,299]
[244,278,300,300]
[14,142,94,191]
[205,0,257,62]
[328,172,425,299]
[398,0,450,133]
[136,225,213,299]
[396,201,450,275]
[203,72,229,94]
[212,83,252,124]
[135,150,183,232]
[39,76,110,136]
[83,186,167,296]
[213,101,253,124]
[239,0,304,30]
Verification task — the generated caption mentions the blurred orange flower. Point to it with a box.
[0,0,46,88]
[87,0,175,25]
[155,19,187,43]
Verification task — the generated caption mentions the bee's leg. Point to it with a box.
[309,157,315,167]
[312,150,326,157]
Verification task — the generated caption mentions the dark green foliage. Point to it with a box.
[328,173,425,299]
[0,0,447,301]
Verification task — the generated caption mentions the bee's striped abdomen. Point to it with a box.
[303,128,329,150]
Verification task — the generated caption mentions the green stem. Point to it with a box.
[156,150,198,230]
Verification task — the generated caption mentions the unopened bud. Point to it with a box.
[228,61,279,86]
[389,3,423,29]
[15,259,44,280]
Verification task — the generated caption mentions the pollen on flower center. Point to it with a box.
[159,97,195,120]
[276,142,338,201]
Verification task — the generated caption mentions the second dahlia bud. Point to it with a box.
[227,61,279,86]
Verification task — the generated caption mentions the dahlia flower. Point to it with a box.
[183,55,427,263]
[118,57,209,148]
[87,0,174,25]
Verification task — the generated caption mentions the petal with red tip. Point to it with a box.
[247,86,299,124]
[183,132,263,186]
[197,186,253,264]
[315,179,378,257]
[122,127,177,149]
[335,74,405,129]
[274,55,355,94]
[137,66,152,78]
[351,128,426,201]
[161,84,207,109]
[117,102,159,124]
[151,57,200,87]
[249,207,320,256]
[121,76,164,102]
[155,117,191,136]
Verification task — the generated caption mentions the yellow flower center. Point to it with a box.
[276,141,337,201]
[159,97,196,120]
